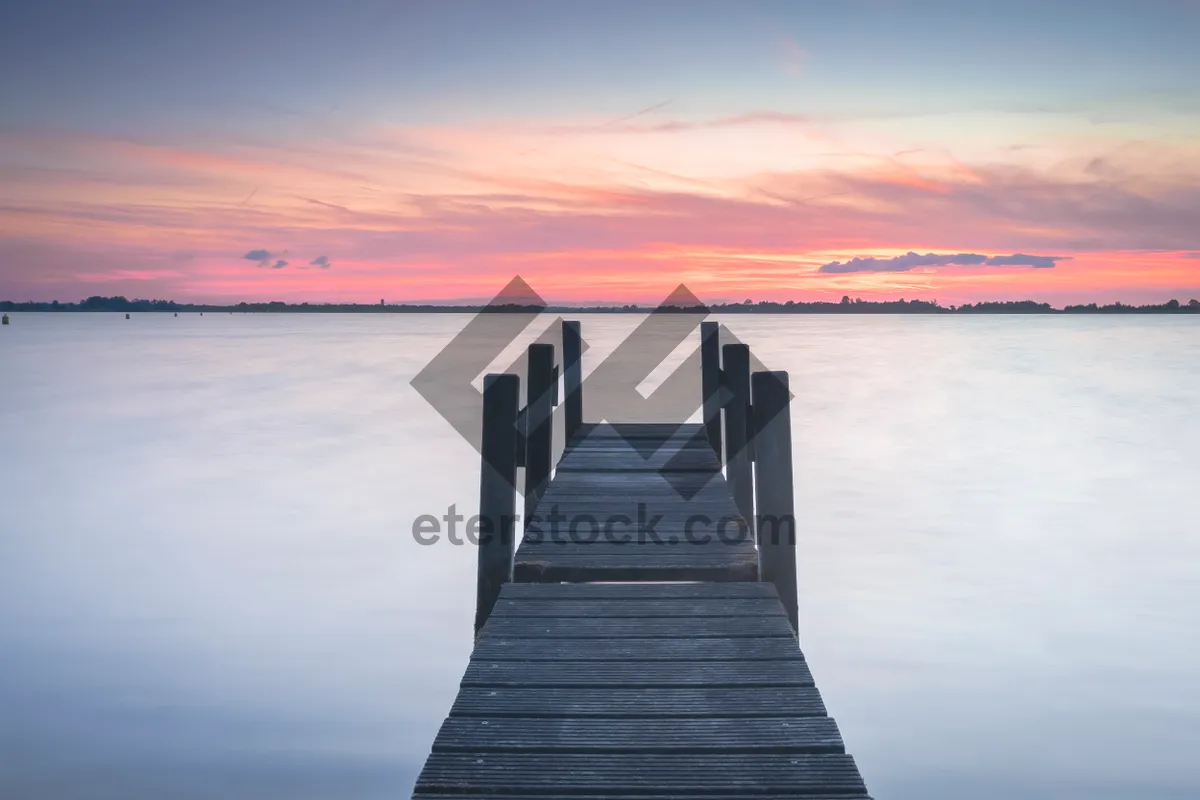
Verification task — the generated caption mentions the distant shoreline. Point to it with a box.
[3,296,1199,314]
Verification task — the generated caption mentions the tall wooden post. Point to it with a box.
[562,320,583,442]
[722,343,754,534]
[475,373,520,635]
[752,370,798,635]
[700,321,722,462]
[524,343,556,519]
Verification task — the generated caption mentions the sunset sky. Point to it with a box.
[1,0,1198,304]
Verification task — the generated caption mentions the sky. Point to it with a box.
[1,0,1198,305]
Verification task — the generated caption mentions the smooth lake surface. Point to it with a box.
[1,312,1198,799]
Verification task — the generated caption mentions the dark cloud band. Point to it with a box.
[818,251,1068,274]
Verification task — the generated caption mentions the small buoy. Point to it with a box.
[174,312,177,317]
[125,313,130,319]
[2,314,9,325]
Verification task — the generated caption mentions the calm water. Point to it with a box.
[1,312,1198,799]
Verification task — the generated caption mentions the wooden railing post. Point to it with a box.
[475,373,520,635]
[700,321,722,462]
[524,343,556,519]
[721,343,754,533]
[562,320,583,442]
[751,370,798,634]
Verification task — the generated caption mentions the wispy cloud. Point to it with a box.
[819,252,1069,274]
[519,99,675,155]
[310,255,331,268]
[586,111,810,135]
[271,259,288,269]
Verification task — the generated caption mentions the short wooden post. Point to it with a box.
[700,321,722,462]
[476,373,520,635]
[524,343,556,519]
[722,343,754,533]
[752,370,798,634]
[562,320,583,442]
[1,314,9,325]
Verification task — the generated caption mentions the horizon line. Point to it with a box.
[4,295,1200,314]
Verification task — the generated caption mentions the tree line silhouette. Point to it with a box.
[3,295,1199,314]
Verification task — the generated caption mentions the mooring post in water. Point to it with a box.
[524,343,556,520]
[125,313,130,320]
[722,343,754,533]
[476,373,520,635]
[2,314,9,325]
[752,370,798,635]
[701,321,723,463]
[562,320,583,442]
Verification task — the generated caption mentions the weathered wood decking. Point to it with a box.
[515,423,759,584]
[412,321,870,799]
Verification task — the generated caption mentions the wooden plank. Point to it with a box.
[472,637,806,661]
[549,470,725,484]
[567,442,711,453]
[571,431,710,443]
[431,716,842,754]
[539,491,730,503]
[515,547,756,564]
[537,490,732,500]
[450,686,827,718]
[557,449,719,468]
[558,452,718,466]
[478,615,793,639]
[461,658,814,687]
[416,795,871,800]
[574,423,707,439]
[520,532,751,548]
[542,477,728,489]
[558,451,714,463]
[521,522,750,539]
[544,470,720,482]
[524,512,745,525]
[568,435,712,446]
[532,500,734,512]
[498,582,777,600]
[516,541,757,556]
[415,753,865,795]
[522,516,745,531]
[536,493,732,506]
[488,598,784,617]
[513,556,758,583]
[563,448,712,460]
[538,490,731,504]
[519,527,755,542]
[547,470,723,482]
[527,500,742,514]
[530,492,737,505]
[556,465,718,475]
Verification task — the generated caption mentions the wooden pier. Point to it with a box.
[412,320,871,799]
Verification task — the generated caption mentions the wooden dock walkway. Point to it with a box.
[412,320,871,799]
